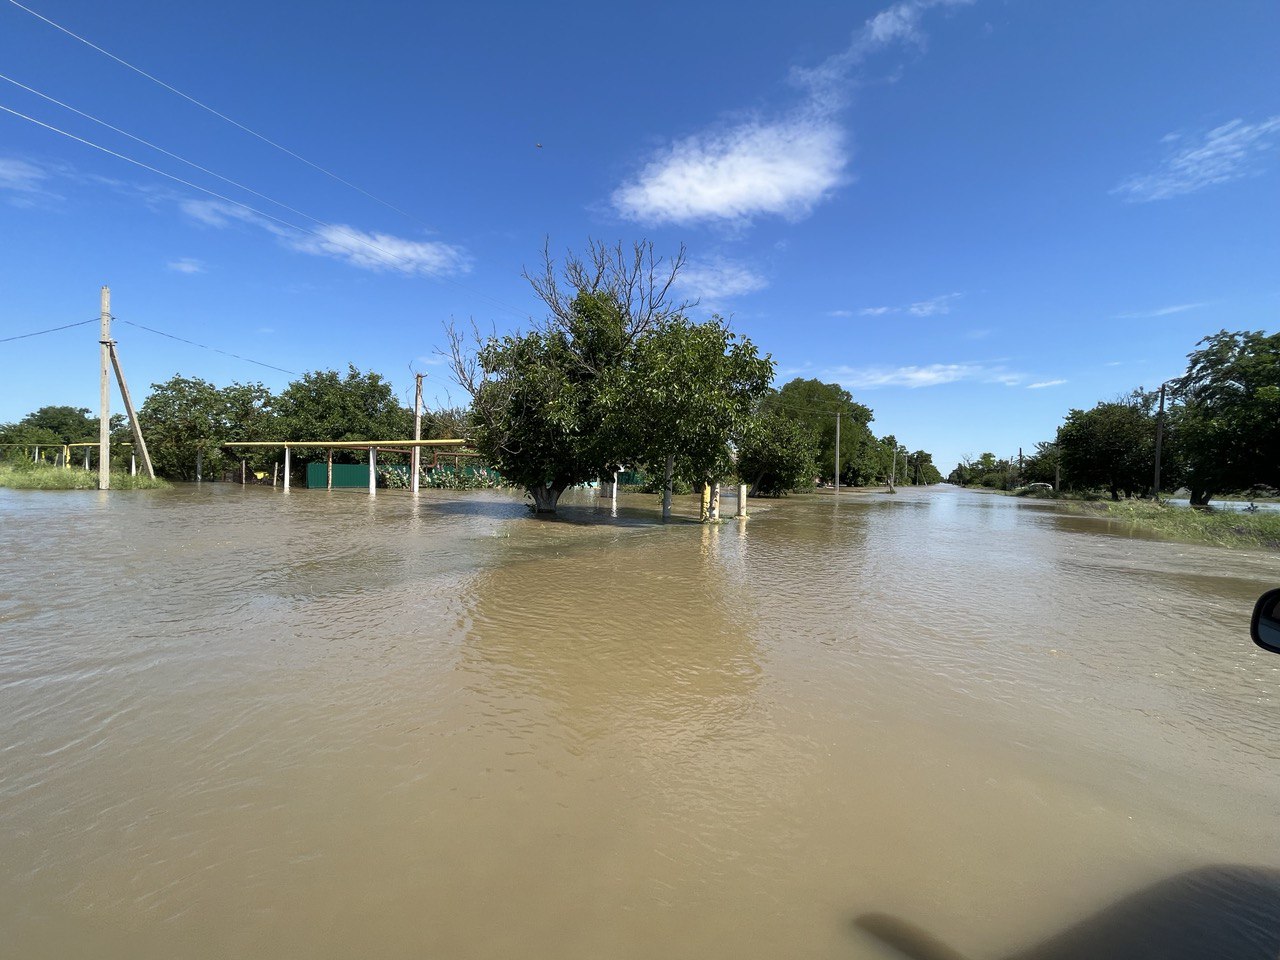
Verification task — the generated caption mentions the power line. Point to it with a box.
[115,318,297,376]
[0,101,534,321]
[6,0,424,227]
[0,317,97,343]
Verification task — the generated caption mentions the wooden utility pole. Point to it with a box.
[98,286,111,489]
[411,373,423,494]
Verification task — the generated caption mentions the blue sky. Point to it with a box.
[1,0,1276,472]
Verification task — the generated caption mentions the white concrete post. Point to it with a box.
[368,447,377,496]
[284,446,291,491]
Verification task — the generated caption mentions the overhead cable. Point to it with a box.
[6,0,423,226]
[116,318,297,375]
[0,317,97,343]
[0,101,532,321]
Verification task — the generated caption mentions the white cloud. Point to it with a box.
[908,292,962,316]
[167,258,205,274]
[1114,116,1280,202]
[612,116,847,226]
[180,198,260,228]
[1027,379,1067,389]
[1114,302,1205,319]
[0,157,58,207]
[612,0,970,227]
[286,224,471,277]
[827,309,854,318]
[179,199,470,277]
[0,157,46,192]
[856,292,963,316]
[678,257,769,303]
[822,360,1023,389]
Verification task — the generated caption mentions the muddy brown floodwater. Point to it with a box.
[2,483,1278,959]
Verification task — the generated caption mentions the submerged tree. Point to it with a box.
[622,315,773,518]
[450,241,691,514]
[736,412,818,497]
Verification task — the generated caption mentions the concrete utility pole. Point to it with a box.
[98,286,111,489]
[411,373,423,494]
[108,340,154,479]
[1153,382,1167,502]
[834,411,841,491]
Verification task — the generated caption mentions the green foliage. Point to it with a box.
[0,462,170,490]
[736,412,818,496]
[275,365,412,447]
[140,375,275,481]
[1169,330,1280,505]
[1071,499,1280,551]
[1057,398,1156,500]
[623,315,774,486]
[764,379,876,485]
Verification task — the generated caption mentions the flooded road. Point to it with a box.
[2,484,1278,959]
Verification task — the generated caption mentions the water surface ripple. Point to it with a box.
[1,484,1277,959]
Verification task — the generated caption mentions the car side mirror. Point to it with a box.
[1252,589,1280,654]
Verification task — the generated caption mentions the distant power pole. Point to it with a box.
[411,373,424,494]
[834,411,841,490]
[1153,382,1166,502]
[98,286,111,489]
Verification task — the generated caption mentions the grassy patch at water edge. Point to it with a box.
[1067,499,1280,550]
[0,463,171,490]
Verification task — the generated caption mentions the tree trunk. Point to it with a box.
[1110,485,1119,501]
[699,483,712,522]
[529,484,563,513]
[1190,489,1213,507]
[662,453,674,521]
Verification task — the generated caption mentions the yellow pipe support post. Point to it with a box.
[283,446,291,492]
[368,447,377,496]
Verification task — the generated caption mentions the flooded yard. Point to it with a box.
[1,483,1278,958]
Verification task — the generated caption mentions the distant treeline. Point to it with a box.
[949,330,1279,506]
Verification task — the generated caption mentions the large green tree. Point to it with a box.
[623,316,774,517]
[451,241,691,514]
[735,412,818,497]
[1057,399,1155,500]
[1169,330,1280,505]
[763,379,876,485]
[140,376,275,480]
[275,365,411,451]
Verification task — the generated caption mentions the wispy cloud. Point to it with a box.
[166,257,205,274]
[180,200,470,277]
[855,292,963,316]
[678,256,768,303]
[612,0,970,227]
[1114,302,1204,319]
[1114,116,1280,202]
[0,156,58,207]
[1027,379,1066,389]
[827,309,854,318]
[287,225,470,277]
[822,360,1024,389]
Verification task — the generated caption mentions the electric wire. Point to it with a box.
[6,0,424,227]
[115,318,297,375]
[0,317,97,343]
[0,101,533,321]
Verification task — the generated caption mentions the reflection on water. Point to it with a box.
[0,484,1277,959]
